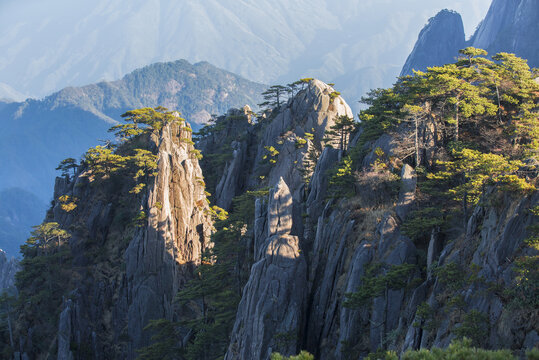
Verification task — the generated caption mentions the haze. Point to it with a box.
[0,0,491,103]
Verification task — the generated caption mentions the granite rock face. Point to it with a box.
[402,1,539,76]
[470,0,539,68]
[217,81,354,359]
[0,250,19,292]
[267,178,294,238]
[198,105,255,210]
[395,164,417,222]
[124,122,213,356]
[57,300,74,360]
[29,119,213,359]
[201,80,352,202]
[225,178,307,360]
[400,10,465,76]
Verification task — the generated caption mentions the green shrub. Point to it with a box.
[365,349,398,360]
[271,351,314,360]
[344,262,415,308]
[432,262,466,292]
[402,207,445,242]
[295,137,307,148]
[413,302,437,332]
[453,310,489,346]
[401,338,514,359]
[329,91,341,103]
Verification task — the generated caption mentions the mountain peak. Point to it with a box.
[400,9,465,76]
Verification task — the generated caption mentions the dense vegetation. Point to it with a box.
[330,47,538,246]
[366,338,539,359]
[279,339,539,360]
[335,48,538,356]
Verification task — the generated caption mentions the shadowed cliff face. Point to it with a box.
[16,119,213,359]
[470,0,539,68]
[225,178,307,360]
[401,0,539,77]
[400,10,466,77]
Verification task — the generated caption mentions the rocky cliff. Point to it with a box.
[0,250,19,292]
[470,0,539,68]
[225,178,307,359]
[7,72,538,359]
[401,0,539,77]
[198,79,352,210]
[14,117,213,359]
[194,76,538,358]
[400,10,466,76]
[194,79,353,358]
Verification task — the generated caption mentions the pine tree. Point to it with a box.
[427,144,535,220]
[55,157,78,178]
[324,115,356,152]
[415,63,497,141]
[120,107,182,132]
[259,85,288,110]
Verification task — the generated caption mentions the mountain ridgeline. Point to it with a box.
[3,47,538,359]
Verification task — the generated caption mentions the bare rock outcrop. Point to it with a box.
[400,9,465,77]
[225,178,307,360]
[260,80,353,195]
[124,122,213,355]
[0,249,19,292]
[45,119,212,359]
[395,164,417,222]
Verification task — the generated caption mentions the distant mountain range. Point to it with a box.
[0,59,264,256]
[0,0,491,112]
[401,0,539,76]
[0,188,45,257]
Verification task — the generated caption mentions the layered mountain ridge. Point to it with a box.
[0,0,491,118]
